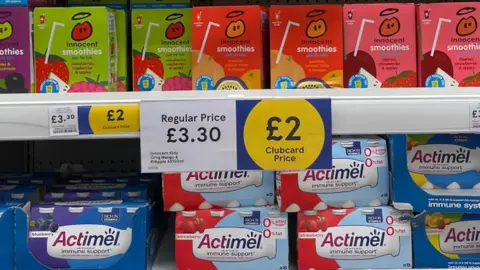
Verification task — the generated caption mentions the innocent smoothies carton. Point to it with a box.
[131,9,191,91]
[277,136,389,212]
[175,207,288,270]
[344,4,417,88]
[412,212,480,268]
[418,3,480,87]
[270,5,343,89]
[298,207,412,270]
[192,6,268,90]
[34,7,117,93]
[0,8,32,93]
[163,171,274,211]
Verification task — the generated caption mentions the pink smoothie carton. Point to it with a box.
[297,207,412,270]
[344,4,417,88]
[163,171,274,211]
[418,3,480,87]
[0,8,32,93]
[175,207,288,270]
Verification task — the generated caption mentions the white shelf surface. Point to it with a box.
[0,88,479,140]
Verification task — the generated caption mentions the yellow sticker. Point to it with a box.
[243,99,325,170]
[88,104,140,134]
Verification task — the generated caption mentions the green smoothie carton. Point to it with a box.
[115,10,127,91]
[131,9,191,91]
[34,7,118,93]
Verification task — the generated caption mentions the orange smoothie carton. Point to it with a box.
[192,6,268,90]
[418,3,480,87]
[344,4,417,88]
[270,5,343,89]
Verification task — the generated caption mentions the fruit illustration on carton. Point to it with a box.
[344,4,417,88]
[269,5,343,89]
[0,8,32,94]
[418,4,480,87]
[192,6,268,90]
[131,10,191,91]
[34,7,117,93]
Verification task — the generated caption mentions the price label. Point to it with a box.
[78,104,139,135]
[470,103,480,131]
[237,99,332,170]
[141,100,237,172]
[49,106,79,136]
[140,98,332,172]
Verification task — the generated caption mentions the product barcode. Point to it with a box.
[53,128,77,134]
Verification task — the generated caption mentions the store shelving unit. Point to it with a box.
[0,88,479,141]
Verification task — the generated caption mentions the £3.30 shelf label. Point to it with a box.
[140,99,332,172]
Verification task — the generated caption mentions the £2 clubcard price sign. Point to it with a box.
[236,99,332,170]
[140,99,332,172]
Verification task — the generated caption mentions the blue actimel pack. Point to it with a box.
[0,205,15,269]
[45,183,149,202]
[16,200,156,270]
[389,134,480,213]
[0,185,41,205]
[412,212,480,268]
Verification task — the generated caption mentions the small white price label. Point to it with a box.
[140,100,237,172]
[49,106,79,136]
[470,103,480,131]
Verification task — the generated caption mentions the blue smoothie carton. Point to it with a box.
[175,206,288,270]
[278,136,389,212]
[45,183,149,202]
[389,134,480,213]
[412,212,480,268]
[16,199,156,270]
[163,171,274,211]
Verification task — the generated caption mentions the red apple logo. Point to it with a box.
[137,16,142,24]
[40,14,45,24]
[165,13,185,40]
[71,12,93,41]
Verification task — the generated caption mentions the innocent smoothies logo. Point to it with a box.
[0,11,23,57]
[447,7,480,52]
[297,10,337,53]
[370,8,410,52]
[63,12,102,56]
[157,13,190,53]
[217,10,255,53]
[192,228,277,261]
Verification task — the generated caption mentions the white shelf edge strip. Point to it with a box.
[0,88,478,140]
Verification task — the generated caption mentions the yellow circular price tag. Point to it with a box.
[88,104,140,134]
[243,99,327,170]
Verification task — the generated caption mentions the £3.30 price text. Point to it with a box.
[166,127,221,143]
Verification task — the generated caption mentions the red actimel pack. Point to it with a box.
[175,207,289,270]
[297,207,412,270]
[163,171,274,211]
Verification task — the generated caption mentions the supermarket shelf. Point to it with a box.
[0,88,479,140]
